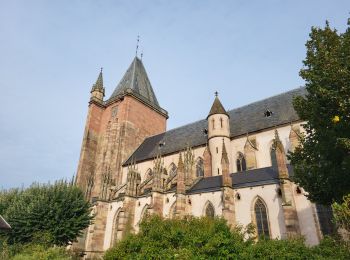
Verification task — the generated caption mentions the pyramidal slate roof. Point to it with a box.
[109,57,160,108]
[124,87,307,165]
[207,96,229,118]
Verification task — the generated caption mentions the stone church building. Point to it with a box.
[75,56,331,258]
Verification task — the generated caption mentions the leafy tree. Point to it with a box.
[332,194,350,236]
[104,216,350,260]
[0,181,92,246]
[289,19,350,205]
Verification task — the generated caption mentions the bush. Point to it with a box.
[104,216,350,260]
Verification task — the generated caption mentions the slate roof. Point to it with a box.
[188,166,280,194]
[124,87,307,165]
[0,215,11,230]
[207,96,229,118]
[188,165,295,193]
[109,57,160,108]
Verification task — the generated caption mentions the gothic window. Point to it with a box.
[254,198,270,239]
[205,202,215,218]
[112,210,125,245]
[111,105,118,117]
[196,157,204,177]
[270,145,278,169]
[144,168,153,179]
[316,204,335,236]
[140,205,149,223]
[169,163,177,177]
[169,202,176,219]
[236,152,247,172]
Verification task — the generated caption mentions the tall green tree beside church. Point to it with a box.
[289,19,350,205]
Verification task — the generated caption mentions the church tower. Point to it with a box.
[76,57,168,201]
[207,93,231,176]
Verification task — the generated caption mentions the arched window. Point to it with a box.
[236,152,247,172]
[111,210,125,246]
[270,145,278,169]
[169,163,177,177]
[204,202,215,218]
[144,168,153,180]
[140,204,149,223]
[196,157,204,177]
[254,198,270,239]
[169,202,176,219]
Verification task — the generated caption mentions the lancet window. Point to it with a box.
[254,198,270,239]
[236,152,247,172]
[204,202,215,218]
[196,157,204,177]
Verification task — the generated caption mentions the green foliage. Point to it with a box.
[0,239,75,260]
[332,194,350,234]
[104,216,350,260]
[289,19,350,204]
[0,180,92,246]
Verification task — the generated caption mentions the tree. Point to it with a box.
[289,19,350,205]
[332,194,350,236]
[0,181,93,246]
[104,215,350,260]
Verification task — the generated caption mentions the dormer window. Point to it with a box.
[264,109,273,117]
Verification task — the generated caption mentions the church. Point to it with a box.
[75,56,330,258]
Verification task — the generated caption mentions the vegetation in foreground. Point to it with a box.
[0,180,92,259]
[0,180,92,246]
[104,216,350,260]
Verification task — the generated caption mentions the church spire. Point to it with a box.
[90,68,105,102]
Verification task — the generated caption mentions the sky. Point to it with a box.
[0,0,349,189]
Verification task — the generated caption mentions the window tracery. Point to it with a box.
[254,198,270,239]
[236,152,247,172]
[196,157,204,177]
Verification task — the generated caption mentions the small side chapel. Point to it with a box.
[75,56,332,258]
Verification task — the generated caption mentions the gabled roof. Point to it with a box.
[0,215,11,230]
[124,87,306,166]
[207,96,229,118]
[108,57,160,108]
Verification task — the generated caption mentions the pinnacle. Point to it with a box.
[221,139,229,164]
[91,69,104,92]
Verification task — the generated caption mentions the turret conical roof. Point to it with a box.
[207,96,229,118]
[109,57,159,107]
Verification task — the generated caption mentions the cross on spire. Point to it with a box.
[215,91,218,97]
[135,35,140,57]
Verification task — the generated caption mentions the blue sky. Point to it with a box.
[0,0,349,189]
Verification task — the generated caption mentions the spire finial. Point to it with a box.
[215,91,218,97]
[100,67,103,73]
[135,35,140,57]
